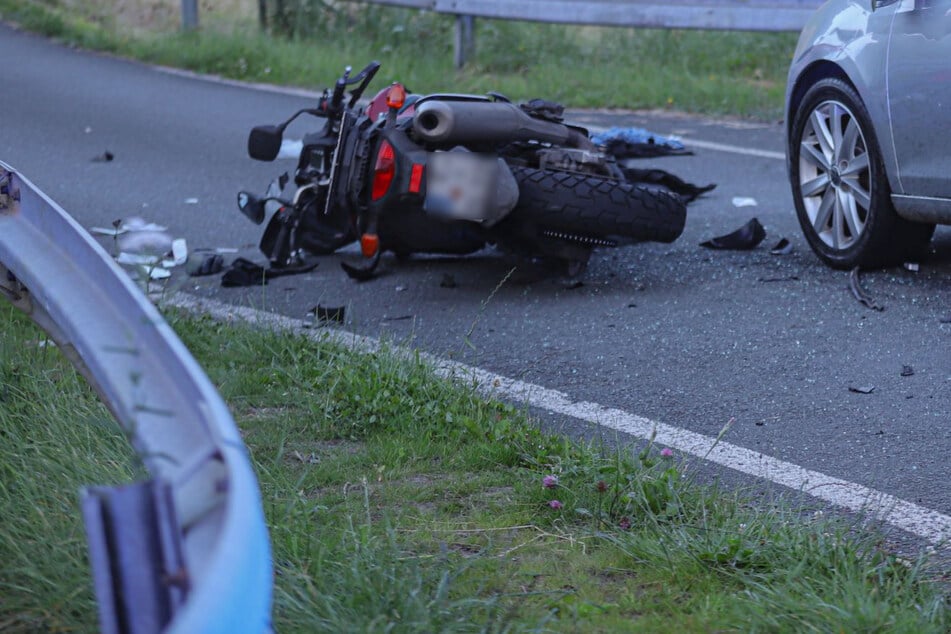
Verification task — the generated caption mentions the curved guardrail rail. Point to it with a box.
[0,161,272,633]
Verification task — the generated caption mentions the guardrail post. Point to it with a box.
[182,0,199,31]
[454,14,475,69]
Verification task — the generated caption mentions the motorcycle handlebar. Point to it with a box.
[327,61,382,114]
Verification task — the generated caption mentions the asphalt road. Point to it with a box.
[3,24,949,533]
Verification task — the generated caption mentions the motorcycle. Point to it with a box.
[237,61,694,281]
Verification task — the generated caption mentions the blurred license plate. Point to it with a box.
[425,151,499,221]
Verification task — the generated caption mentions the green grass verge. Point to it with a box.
[0,0,796,119]
[1,303,948,632]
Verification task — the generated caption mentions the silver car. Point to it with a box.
[785,0,951,268]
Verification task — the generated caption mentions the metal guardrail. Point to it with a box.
[354,0,823,66]
[0,162,272,633]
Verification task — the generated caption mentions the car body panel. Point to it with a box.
[886,0,951,199]
[786,0,951,224]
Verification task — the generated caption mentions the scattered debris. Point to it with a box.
[758,275,799,283]
[903,262,919,272]
[186,253,224,276]
[184,198,199,205]
[91,151,114,163]
[395,285,407,292]
[621,167,716,202]
[382,315,414,322]
[731,197,758,208]
[117,252,161,266]
[440,273,458,289]
[220,257,318,287]
[770,238,793,255]
[700,217,766,250]
[849,385,876,395]
[163,238,188,268]
[901,365,915,377]
[118,230,174,255]
[849,267,885,312]
[221,258,268,287]
[312,305,345,324]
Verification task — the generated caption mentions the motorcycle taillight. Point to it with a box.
[371,141,396,201]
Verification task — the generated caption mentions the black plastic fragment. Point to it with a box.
[621,167,716,203]
[848,385,876,394]
[849,267,885,312]
[341,250,382,282]
[187,253,224,277]
[314,305,345,323]
[221,257,267,287]
[92,150,115,162]
[700,217,766,250]
[901,365,915,377]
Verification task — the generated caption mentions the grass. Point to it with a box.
[0,0,797,119]
[1,303,948,632]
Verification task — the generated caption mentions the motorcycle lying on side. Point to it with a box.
[238,61,694,281]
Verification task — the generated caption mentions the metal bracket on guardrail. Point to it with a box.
[0,162,272,633]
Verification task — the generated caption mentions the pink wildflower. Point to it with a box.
[542,475,558,489]
[548,499,564,510]
[618,517,631,530]
[660,447,674,458]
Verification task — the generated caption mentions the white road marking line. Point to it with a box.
[168,292,951,546]
[680,138,786,161]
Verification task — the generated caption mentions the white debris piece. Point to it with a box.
[732,197,758,208]
[163,238,188,268]
[185,198,199,205]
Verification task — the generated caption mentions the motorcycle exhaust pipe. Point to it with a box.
[413,100,595,150]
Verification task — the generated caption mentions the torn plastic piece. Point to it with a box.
[731,197,757,208]
[700,217,766,250]
[770,238,793,255]
[184,197,199,205]
[758,275,799,283]
[163,238,188,268]
[848,385,876,394]
[849,267,885,312]
[313,305,345,323]
[91,150,114,163]
[901,365,915,377]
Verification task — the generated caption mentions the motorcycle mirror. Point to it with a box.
[247,125,284,161]
[237,190,267,225]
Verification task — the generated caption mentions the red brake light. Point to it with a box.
[372,140,396,201]
[409,163,424,194]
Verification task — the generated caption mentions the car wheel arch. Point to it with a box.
[787,61,854,139]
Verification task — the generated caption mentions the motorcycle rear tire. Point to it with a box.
[509,166,687,244]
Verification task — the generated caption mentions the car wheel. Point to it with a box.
[789,77,934,269]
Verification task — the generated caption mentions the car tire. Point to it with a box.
[789,77,934,269]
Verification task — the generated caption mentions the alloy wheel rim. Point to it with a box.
[798,99,872,251]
